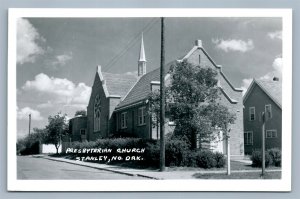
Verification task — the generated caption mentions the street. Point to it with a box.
[17,156,146,180]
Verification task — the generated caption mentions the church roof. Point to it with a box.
[243,79,282,108]
[98,68,138,99]
[116,61,175,109]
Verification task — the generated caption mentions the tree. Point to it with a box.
[148,60,236,149]
[44,113,69,154]
[74,110,86,117]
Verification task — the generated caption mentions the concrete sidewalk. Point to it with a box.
[38,155,281,180]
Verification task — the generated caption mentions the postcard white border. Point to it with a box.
[7,8,292,192]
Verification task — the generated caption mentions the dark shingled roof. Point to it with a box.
[116,61,175,108]
[102,72,138,99]
[256,79,282,106]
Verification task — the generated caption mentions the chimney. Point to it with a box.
[195,40,203,48]
[273,77,279,81]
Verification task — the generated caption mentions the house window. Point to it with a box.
[121,112,127,129]
[265,104,272,119]
[249,107,255,121]
[80,129,86,135]
[244,131,253,145]
[138,107,146,126]
[266,130,277,138]
[94,94,101,132]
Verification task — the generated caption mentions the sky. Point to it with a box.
[16,17,282,138]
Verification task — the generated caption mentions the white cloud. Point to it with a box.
[22,73,91,108]
[212,38,254,53]
[125,71,138,76]
[241,57,282,95]
[52,52,73,66]
[37,101,54,109]
[241,78,253,96]
[268,31,282,40]
[17,18,45,65]
[17,106,44,121]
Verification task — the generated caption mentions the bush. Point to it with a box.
[165,138,190,167]
[195,150,217,169]
[251,150,273,167]
[214,152,226,168]
[267,148,281,167]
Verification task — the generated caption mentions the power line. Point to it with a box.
[103,18,159,72]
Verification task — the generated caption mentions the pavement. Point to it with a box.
[39,155,281,180]
[18,155,146,180]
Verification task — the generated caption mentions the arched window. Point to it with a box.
[94,94,101,132]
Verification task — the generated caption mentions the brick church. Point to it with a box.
[68,35,245,158]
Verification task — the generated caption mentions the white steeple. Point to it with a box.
[138,33,146,76]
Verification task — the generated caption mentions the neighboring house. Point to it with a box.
[69,36,245,158]
[69,115,88,142]
[243,78,282,155]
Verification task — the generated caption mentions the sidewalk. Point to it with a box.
[38,155,281,180]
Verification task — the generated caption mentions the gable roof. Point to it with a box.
[102,72,138,98]
[96,66,138,99]
[243,79,282,109]
[116,61,175,109]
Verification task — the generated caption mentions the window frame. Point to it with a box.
[265,104,272,119]
[266,129,277,138]
[138,106,147,126]
[244,131,253,145]
[249,107,255,121]
[94,94,101,132]
[121,112,127,129]
[80,129,86,135]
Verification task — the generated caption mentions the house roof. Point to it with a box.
[243,79,282,108]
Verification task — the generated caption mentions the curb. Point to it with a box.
[41,156,160,180]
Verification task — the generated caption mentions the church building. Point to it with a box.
[69,35,245,158]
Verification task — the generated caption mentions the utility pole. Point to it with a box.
[159,17,166,171]
[28,113,31,135]
[227,128,231,175]
[261,112,266,177]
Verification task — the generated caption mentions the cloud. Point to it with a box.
[241,57,282,95]
[268,31,282,40]
[22,73,91,108]
[37,101,54,109]
[125,71,138,76]
[17,18,45,65]
[52,52,73,66]
[241,78,253,95]
[17,106,44,121]
[212,38,254,52]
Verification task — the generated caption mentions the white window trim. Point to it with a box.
[265,104,272,119]
[121,112,127,129]
[245,131,253,145]
[138,107,146,126]
[249,107,255,121]
[266,129,277,138]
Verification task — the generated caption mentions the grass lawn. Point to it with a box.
[193,171,281,179]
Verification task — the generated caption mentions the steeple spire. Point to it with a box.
[138,33,147,76]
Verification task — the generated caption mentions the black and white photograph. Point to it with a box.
[7,9,292,191]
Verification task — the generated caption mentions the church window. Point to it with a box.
[94,94,101,132]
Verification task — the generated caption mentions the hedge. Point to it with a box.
[251,148,281,167]
[65,138,225,169]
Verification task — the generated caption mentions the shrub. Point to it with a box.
[165,138,190,167]
[183,151,198,167]
[251,150,273,167]
[195,150,217,169]
[214,152,226,168]
[267,148,281,167]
